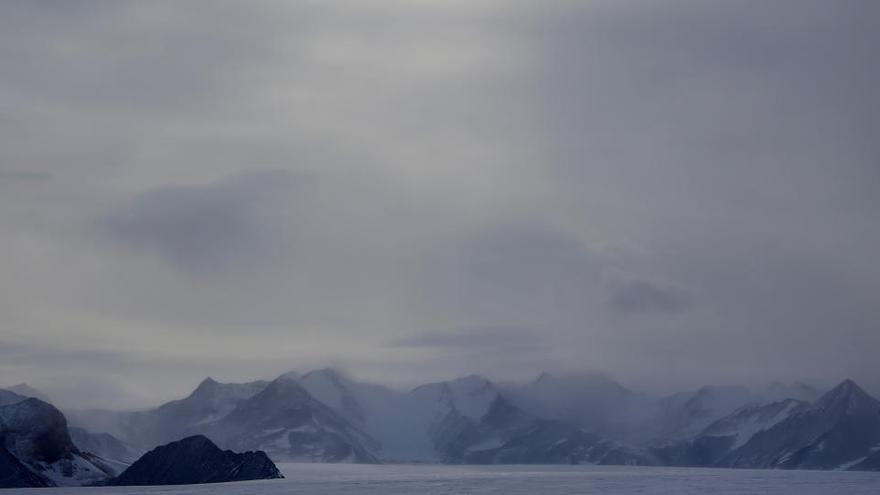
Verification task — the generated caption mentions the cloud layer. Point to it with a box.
[0,0,878,408]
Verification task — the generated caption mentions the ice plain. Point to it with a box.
[3,463,879,494]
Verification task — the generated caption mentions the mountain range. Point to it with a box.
[2,371,879,487]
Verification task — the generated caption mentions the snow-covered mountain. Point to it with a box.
[653,398,809,467]
[436,394,657,466]
[291,370,503,462]
[64,372,381,463]
[721,379,880,470]
[0,398,114,487]
[296,368,396,427]
[292,371,656,466]
[121,377,268,447]
[202,375,379,463]
[18,371,878,472]
[640,385,761,443]
[502,372,643,439]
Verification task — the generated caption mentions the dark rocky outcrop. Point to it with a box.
[0,443,52,488]
[0,398,113,487]
[108,435,282,486]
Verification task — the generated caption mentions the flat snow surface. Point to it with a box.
[4,463,880,494]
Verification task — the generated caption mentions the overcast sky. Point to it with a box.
[1,0,878,409]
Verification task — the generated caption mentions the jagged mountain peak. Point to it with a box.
[208,374,380,463]
[253,376,312,404]
[178,377,262,405]
[814,379,878,413]
[192,377,221,394]
[300,368,356,394]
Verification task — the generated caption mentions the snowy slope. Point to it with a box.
[201,375,380,463]
[702,399,807,450]
[722,380,880,470]
[1,463,879,494]
[293,371,503,462]
[121,378,269,448]
[68,427,143,474]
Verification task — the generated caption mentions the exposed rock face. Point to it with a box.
[0,443,52,488]
[0,398,113,487]
[721,379,880,470]
[108,435,282,486]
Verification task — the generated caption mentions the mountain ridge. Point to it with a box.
[39,370,880,472]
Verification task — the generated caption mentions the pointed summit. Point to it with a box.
[250,375,312,405]
[198,377,219,387]
[191,377,221,397]
[815,379,878,412]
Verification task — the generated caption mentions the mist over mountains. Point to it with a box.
[4,367,878,488]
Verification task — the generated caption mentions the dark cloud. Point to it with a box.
[608,281,690,315]
[99,170,302,273]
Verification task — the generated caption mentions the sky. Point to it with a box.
[0,0,878,409]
